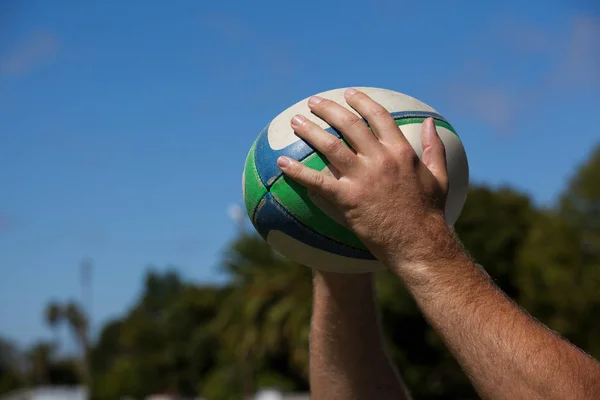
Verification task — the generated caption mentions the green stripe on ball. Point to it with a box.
[270,150,368,251]
[243,142,267,220]
[397,117,457,135]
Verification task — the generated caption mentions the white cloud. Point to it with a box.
[0,32,58,77]
[489,16,553,54]
[445,13,599,135]
[547,15,600,88]
[444,84,517,135]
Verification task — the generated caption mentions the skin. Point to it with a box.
[310,271,411,400]
[277,88,600,399]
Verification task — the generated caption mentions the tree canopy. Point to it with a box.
[2,144,599,399]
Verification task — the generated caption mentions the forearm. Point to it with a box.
[393,221,600,399]
[310,270,410,400]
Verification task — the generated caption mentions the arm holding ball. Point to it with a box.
[310,270,411,400]
[278,89,600,400]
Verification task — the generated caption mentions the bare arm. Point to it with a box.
[310,270,410,400]
[393,217,600,399]
[278,88,600,399]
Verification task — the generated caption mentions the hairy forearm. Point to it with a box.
[393,220,600,400]
[310,271,410,400]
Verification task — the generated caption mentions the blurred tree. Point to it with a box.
[210,234,312,398]
[0,337,79,393]
[45,302,63,348]
[454,185,536,297]
[27,342,55,385]
[47,357,80,385]
[0,338,22,394]
[518,144,600,358]
[91,269,223,400]
[48,145,600,399]
[43,300,91,389]
[560,144,600,261]
[91,320,123,375]
[65,302,91,384]
[163,285,221,394]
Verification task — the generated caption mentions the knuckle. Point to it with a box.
[302,123,317,137]
[287,161,301,176]
[323,136,341,153]
[379,154,397,171]
[371,105,389,118]
[342,113,362,128]
[397,143,416,159]
[338,151,355,167]
[312,172,325,188]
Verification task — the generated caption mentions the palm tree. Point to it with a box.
[28,342,55,385]
[43,301,91,395]
[0,338,25,390]
[64,301,91,387]
[45,303,63,348]
[214,233,313,394]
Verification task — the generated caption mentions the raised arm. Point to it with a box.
[310,270,410,400]
[394,216,600,399]
[277,88,600,399]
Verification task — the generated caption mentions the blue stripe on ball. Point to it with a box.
[390,110,447,120]
[253,193,376,260]
[254,123,342,189]
[254,111,448,189]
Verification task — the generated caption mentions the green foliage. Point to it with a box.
[2,143,599,399]
[0,338,22,395]
[518,144,600,358]
[455,186,535,297]
[28,342,55,385]
[91,269,224,399]
[215,235,312,376]
[0,338,80,395]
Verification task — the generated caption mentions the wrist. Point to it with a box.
[387,213,471,280]
[312,270,377,315]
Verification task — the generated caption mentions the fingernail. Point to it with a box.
[291,114,305,126]
[421,118,435,146]
[308,96,322,105]
[345,88,357,96]
[426,118,437,139]
[277,156,291,168]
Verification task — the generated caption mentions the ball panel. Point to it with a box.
[440,132,469,225]
[270,154,367,250]
[252,193,376,260]
[267,87,442,150]
[267,230,384,273]
[254,122,342,190]
[243,142,268,220]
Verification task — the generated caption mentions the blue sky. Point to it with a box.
[1,0,599,348]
